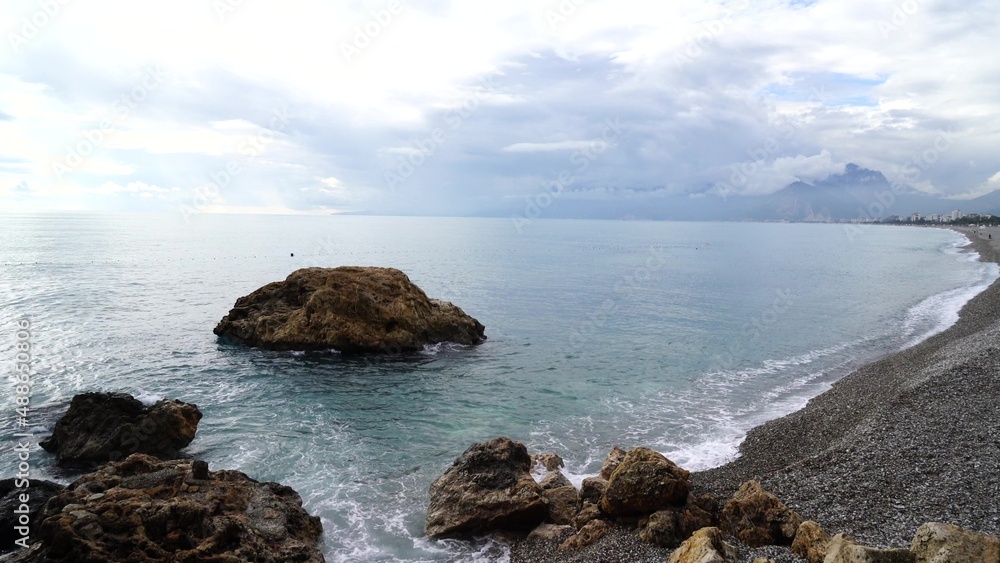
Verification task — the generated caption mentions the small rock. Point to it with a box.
[532,453,564,472]
[668,526,739,563]
[192,459,209,480]
[639,509,681,547]
[719,480,802,547]
[539,470,573,491]
[574,503,602,530]
[791,520,832,563]
[600,446,627,480]
[558,519,611,552]
[580,476,607,505]
[527,523,574,542]
[825,533,915,563]
[910,522,1000,563]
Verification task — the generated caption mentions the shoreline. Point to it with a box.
[512,225,1000,561]
[693,225,1000,546]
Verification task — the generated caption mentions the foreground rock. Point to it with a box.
[910,522,999,563]
[824,533,915,563]
[425,438,546,538]
[719,480,802,547]
[4,454,323,562]
[214,266,486,353]
[599,447,691,516]
[39,392,201,468]
[0,480,64,552]
[667,527,739,563]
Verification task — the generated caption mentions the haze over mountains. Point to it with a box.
[492,164,1000,223]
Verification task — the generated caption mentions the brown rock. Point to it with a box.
[580,476,607,505]
[543,486,580,526]
[527,523,574,542]
[39,392,201,468]
[792,520,832,563]
[12,454,322,562]
[825,533,915,563]
[910,522,1000,563]
[532,453,564,472]
[558,519,611,552]
[639,510,681,547]
[600,446,627,480]
[213,266,486,353]
[574,503,601,530]
[668,526,739,563]
[539,470,573,491]
[719,480,802,547]
[425,438,547,538]
[599,448,690,516]
[678,493,720,538]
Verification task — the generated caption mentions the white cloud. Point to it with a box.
[501,140,598,153]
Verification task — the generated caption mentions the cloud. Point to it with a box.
[0,0,998,216]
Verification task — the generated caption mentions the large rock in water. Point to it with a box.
[5,454,323,562]
[213,266,486,354]
[39,392,201,468]
[425,437,547,538]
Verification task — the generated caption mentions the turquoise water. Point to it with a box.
[0,214,996,561]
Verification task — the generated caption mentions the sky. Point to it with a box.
[1,0,998,217]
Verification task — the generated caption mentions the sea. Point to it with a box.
[0,214,996,562]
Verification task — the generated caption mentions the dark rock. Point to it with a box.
[0,479,64,552]
[543,486,580,526]
[191,460,209,480]
[599,448,691,517]
[579,477,607,505]
[678,492,720,538]
[4,454,322,562]
[425,438,547,538]
[539,470,572,491]
[574,503,602,530]
[213,266,486,353]
[639,509,681,547]
[39,392,201,468]
[719,480,802,547]
[532,454,564,472]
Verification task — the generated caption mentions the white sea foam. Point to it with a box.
[133,389,164,406]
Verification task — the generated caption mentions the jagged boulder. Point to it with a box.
[639,510,681,547]
[39,392,201,468]
[600,446,627,480]
[0,479,64,552]
[539,470,572,490]
[910,522,1000,563]
[532,453,564,472]
[599,448,690,516]
[425,438,547,538]
[580,477,607,505]
[825,533,915,563]
[4,454,322,562]
[719,480,802,547]
[558,519,611,552]
[678,493,720,538]
[668,527,739,563]
[791,520,832,563]
[214,266,486,353]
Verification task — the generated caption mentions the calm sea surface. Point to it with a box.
[0,214,996,561]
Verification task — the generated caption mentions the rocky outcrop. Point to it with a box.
[0,480,64,552]
[213,267,486,353]
[824,533,915,563]
[39,392,201,468]
[599,447,690,516]
[791,520,831,563]
[425,438,547,538]
[718,480,802,547]
[558,519,611,551]
[910,522,1000,563]
[5,454,322,562]
[667,527,739,563]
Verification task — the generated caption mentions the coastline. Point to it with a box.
[512,225,1000,561]
[694,225,1000,546]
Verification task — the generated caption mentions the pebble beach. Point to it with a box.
[513,226,1000,562]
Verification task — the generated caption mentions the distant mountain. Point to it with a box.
[491,163,1000,222]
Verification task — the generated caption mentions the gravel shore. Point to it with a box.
[512,226,1000,562]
